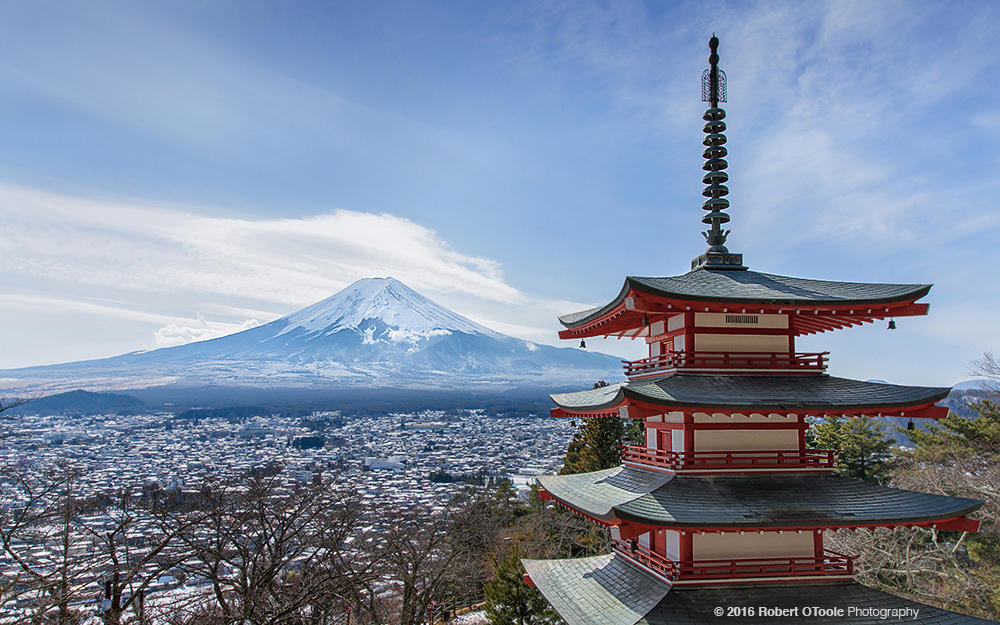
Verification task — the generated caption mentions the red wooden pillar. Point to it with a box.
[680,531,693,562]
[684,312,695,357]
[683,412,695,454]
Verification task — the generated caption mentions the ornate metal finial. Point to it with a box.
[692,35,745,271]
[701,35,727,107]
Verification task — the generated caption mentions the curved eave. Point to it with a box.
[537,467,673,522]
[540,468,983,530]
[613,500,984,531]
[558,273,932,339]
[550,375,952,419]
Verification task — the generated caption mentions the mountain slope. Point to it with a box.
[0,278,623,393]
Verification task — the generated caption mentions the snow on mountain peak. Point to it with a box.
[276,277,503,342]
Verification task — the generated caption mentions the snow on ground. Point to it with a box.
[451,610,488,625]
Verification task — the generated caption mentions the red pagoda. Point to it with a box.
[522,37,994,625]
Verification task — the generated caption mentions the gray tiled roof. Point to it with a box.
[550,374,950,412]
[522,554,671,625]
[559,270,931,327]
[632,271,930,305]
[539,466,982,527]
[641,580,997,625]
[537,466,673,519]
[527,554,996,625]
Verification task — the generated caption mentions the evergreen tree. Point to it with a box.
[488,479,528,527]
[623,417,644,446]
[903,399,1000,459]
[484,543,555,625]
[559,416,623,475]
[808,415,893,483]
[559,382,629,475]
[559,428,586,475]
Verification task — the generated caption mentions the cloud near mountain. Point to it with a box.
[0,277,623,394]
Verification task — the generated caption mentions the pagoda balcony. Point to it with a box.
[619,445,838,473]
[622,351,829,377]
[612,540,855,584]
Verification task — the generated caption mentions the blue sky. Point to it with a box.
[0,0,998,386]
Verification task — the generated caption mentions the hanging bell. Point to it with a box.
[906,420,915,431]
[887,319,896,330]
[570,419,576,427]
[580,339,587,349]
[642,314,650,326]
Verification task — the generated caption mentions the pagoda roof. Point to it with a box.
[537,466,982,529]
[550,374,950,417]
[558,269,931,338]
[524,554,996,625]
[523,554,670,625]
[639,580,996,625]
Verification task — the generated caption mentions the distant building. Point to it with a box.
[401,422,448,431]
[365,459,405,471]
[238,424,273,437]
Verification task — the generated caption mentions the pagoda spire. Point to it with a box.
[692,35,746,271]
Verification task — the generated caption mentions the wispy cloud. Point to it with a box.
[0,184,573,361]
[0,292,264,351]
[152,317,261,350]
[0,184,523,305]
[732,1,1000,250]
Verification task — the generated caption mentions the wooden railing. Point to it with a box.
[619,445,838,472]
[614,538,675,580]
[429,591,486,624]
[622,351,828,377]
[613,540,854,582]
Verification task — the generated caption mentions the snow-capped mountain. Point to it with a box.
[277,277,505,343]
[0,278,623,393]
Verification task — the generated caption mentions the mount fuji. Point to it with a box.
[0,278,623,394]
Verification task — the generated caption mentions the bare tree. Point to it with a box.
[0,395,36,418]
[504,488,609,561]
[170,472,371,625]
[375,489,506,625]
[828,525,997,619]
[85,486,206,625]
[0,464,97,624]
[0,395,37,444]
[969,351,1000,396]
